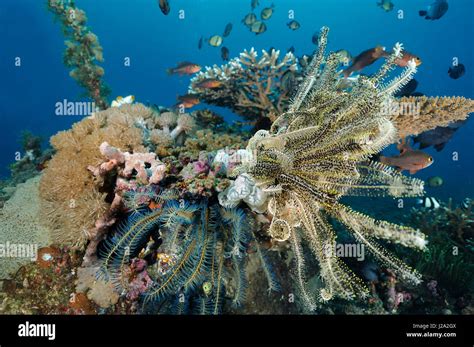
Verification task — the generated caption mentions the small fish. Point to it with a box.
[377,0,394,12]
[261,4,275,20]
[394,79,418,97]
[194,78,223,89]
[427,176,443,187]
[198,36,203,50]
[251,0,259,10]
[419,0,448,20]
[416,197,440,209]
[343,46,386,78]
[461,198,472,211]
[287,20,300,31]
[335,49,352,66]
[280,69,298,92]
[111,95,135,107]
[448,64,465,79]
[158,0,170,15]
[209,35,223,47]
[413,121,465,152]
[380,142,433,174]
[166,62,201,75]
[287,46,295,54]
[242,13,257,27]
[311,32,319,45]
[251,21,267,35]
[392,51,422,67]
[221,46,230,61]
[177,94,200,108]
[223,23,233,37]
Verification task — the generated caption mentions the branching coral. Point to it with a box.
[48,0,110,109]
[189,48,299,121]
[223,28,429,308]
[390,96,474,138]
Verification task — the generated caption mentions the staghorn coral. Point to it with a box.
[225,28,429,309]
[189,48,299,121]
[389,96,474,138]
[39,104,153,248]
[48,0,110,109]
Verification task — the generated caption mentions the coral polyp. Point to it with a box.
[232,27,428,307]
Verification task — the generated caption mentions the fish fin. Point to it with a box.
[434,142,446,152]
[409,169,418,175]
[419,10,427,16]
[166,68,174,75]
[342,68,352,79]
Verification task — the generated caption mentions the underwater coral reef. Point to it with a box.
[1,9,474,317]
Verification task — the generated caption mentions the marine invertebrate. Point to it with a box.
[408,200,474,296]
[39,104,152,248]
[0,176,51,279]
[48,0,110,109]
[189,48,299,121]
[89,142,167,185]
[389,96,474,138]
[170,114,196,140]
[97,195,255,314]
[230,28,428,307]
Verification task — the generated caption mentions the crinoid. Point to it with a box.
[97,188,262,314]
[242,27,427,309]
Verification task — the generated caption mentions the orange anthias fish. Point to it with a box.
[176,94,200,108]
[193,78,223,89]
[167,62,202,75]
[343,46,386,78]
[380,141,433,174]
[392,51,422,67]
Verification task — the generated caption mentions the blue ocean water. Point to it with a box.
[1,0,473,203]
